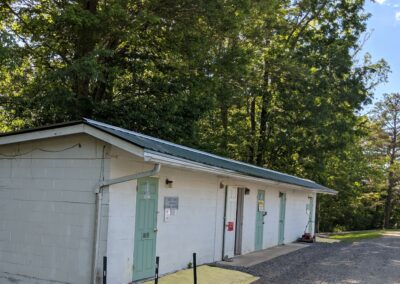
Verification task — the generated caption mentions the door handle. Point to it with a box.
[154,228,158,233]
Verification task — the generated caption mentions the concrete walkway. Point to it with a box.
[219,243,310,267]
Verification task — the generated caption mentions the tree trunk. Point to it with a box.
[71,0,99,118]
[384,172,394,229]
[384,114,397,229]
[256,60,271,167]
[220,101,229,151]
[218,84,229,152]
[248,96,256,164]
[256,93,267,166]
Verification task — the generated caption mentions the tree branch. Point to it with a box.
[1,2,70,64]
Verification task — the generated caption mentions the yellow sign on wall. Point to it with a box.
[258,200,265,211]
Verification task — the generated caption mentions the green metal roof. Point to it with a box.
[0,118,335,193]
[84,119,335,193]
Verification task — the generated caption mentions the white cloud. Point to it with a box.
[375,0,386,4]
[396,11,400,21]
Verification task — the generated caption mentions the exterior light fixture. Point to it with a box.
[165,178,173,188]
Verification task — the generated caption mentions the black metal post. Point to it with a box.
[103,256,107,284]
[193,253,197,284]
[155,256,159,284]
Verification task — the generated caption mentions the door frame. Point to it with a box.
[132,177,159,281]
[234,188,245,255]
[222,186,238,259]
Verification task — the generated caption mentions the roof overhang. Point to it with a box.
[0,121,337,195]
[0,122,144,158]
[143,150,336,194]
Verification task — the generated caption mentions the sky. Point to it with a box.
[361,0,400,112]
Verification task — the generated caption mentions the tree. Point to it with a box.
[0,0,391,231]
[318,119,387,232]
[371,93,400,228]
[0,0,252,143]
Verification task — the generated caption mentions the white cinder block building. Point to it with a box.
[0,119,335,284]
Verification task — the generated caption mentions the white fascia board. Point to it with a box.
[82,125,144,157]
[0,124,85,146]
[143,150,327,194]
[0,123,144,158]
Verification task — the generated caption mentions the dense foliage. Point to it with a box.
[0,0,395,231]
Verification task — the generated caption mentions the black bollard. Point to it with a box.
[193,253,197,284]
[155,256,159,284]
[103,256,107,284]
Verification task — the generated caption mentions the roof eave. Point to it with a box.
[0,120,83,138]
[143,149,336,194]
[0,120,337,195]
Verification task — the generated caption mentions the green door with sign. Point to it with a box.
[133,178,158,281]
[278,192,286,245]
[255,190,265,251]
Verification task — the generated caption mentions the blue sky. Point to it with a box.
[361,0,400,111]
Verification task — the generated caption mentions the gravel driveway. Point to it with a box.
[226,233,400,284]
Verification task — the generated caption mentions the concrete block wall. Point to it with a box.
[0,134,109,284]
[0,133,317,284]
[106,149,141,284]
[155,166,221,274]
[106,147,223,283]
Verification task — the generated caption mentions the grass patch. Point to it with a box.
[328,230,384,242]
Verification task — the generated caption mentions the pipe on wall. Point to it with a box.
[92,163,161,284]
[221,185,228,260]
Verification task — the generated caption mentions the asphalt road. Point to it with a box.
[235,232,400,284]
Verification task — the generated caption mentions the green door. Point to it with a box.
[255,190,265,251]
[133,178,158,281]
[278,192,286,245]
[307,196,314,233]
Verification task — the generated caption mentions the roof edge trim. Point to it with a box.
[144,150,337,194]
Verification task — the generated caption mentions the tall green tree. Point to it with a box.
[318,119,387,232]
[0,0,391,231]
[0,0,252,143]
[371,93,400,228]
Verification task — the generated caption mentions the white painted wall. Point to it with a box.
[221,178,315,254]
[106,147,317,283]
[106,146,222,283]
[0,134,109,284]
[284,190,316,242]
